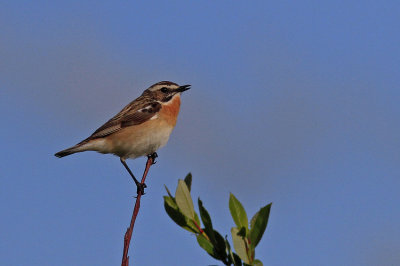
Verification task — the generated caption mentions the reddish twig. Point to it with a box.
[193,220,204,234]
[121,156,155,266]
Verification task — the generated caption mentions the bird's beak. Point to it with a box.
[176,84,191,92]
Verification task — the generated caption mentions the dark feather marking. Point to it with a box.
[162,95,172,102]
[86,98,161,140]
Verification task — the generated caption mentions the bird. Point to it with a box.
[55,81,191,193]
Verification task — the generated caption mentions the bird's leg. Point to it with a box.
[120,158,139,184]
[120,158,146,195]
[148,152,158,165]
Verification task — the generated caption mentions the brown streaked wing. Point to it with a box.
[121,102,161,127]
[89,121,121,138]
[87,99,161,139]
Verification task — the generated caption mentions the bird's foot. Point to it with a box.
[148,152,158,164]
[136,182,147,195]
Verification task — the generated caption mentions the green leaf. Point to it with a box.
[249,203,272,248]
[232,252,243,266]
[229,193,248,231]
[197,234,219,259]
[175,179,195,219]
[224,236,242,266]
[184,173,192,192]
[254,259,263,266]
[187,218,202,234]
[198,199,228,260]
[231,227,250,264]
[163,196,198,233]
[213,230,228,260]
[226,235,242,266]
[225,236,231,251]
[250,211,258,230]
[225,236,233,265]
[198,198,216,243]
[194,212,201,229]
[164,196,189,229]
[164,185,174,198]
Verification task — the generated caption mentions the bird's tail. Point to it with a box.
[54,141,88,158]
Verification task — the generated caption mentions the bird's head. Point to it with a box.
[144,81,191,102]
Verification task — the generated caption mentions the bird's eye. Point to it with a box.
[160,87,168,93]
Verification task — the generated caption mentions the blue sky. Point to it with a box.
[1,1,399,265]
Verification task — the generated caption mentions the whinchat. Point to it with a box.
[55,81,190,191]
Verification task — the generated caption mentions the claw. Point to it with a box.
[148,152,158,164]
[136,183,147,195]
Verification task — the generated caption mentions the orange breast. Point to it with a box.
[160,94,181,126]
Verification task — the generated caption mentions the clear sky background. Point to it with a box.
[1,1,399,265]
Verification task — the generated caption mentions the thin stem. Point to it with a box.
[192,220,211,242]
[121,155,155,266]
[244,237,252,264]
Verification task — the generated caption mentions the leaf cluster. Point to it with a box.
[164,173,272,266]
